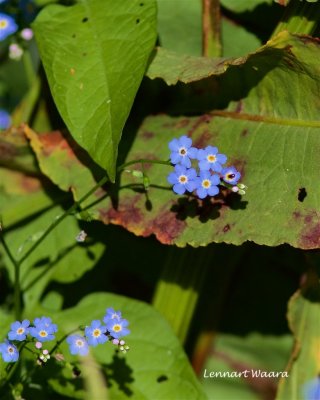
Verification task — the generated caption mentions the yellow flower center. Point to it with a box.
[179,148,187,156]
[17,328,24,334]
[227,173,235,180]
[207,154,216,163]
[178,175,187,184]
[202,179,211,188]
[93,329,101,337]
[39,330,48,337]
[113,325,121,332]
[76,340,84,347]
[0,20,8,29]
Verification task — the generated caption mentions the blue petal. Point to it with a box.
[208,186,219,196]
[169,139,180,151]
[188,147,198,159]
[186,168,197,179]
[217,154,227,164]
[197,187,207,199]
[211,163,222,173]
[197,149,206,160]
[185,181,197,192]
[180,156,191,168]
[170,152,181,164]
[179,135,192,148]
[199,160,210,170]
[210,174,221,186]
[206,146,218,154]
[173,183,186,195]
[167,173,178,184]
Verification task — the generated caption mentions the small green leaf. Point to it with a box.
[33,0,157,180]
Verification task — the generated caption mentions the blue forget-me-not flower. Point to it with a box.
[0,340,19,362]
[221,166,241,185]
[197,146,227,172]
[85,320,108,346]
[8,320,30,341]
[167,165,197,195]
[169,135,198,168]
[0,13,18,41]
[67,335,89,356]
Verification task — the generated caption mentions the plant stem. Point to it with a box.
[202,0,222,57]
[272,0,320,37]
[0,227,21,320]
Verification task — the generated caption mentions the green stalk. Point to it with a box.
[202,0,222,57]
[153,246,212,344]
[272,0,320,37]
[0,229,21,320]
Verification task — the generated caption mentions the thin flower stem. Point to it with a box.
[50,327,83,354]
[0,227,21,320]
[18,158,170,267]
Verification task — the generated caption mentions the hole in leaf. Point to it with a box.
[82,17,89,23]
[298,187,307,202]
[140,2,144,5]
[136,18,140,24]
[157,375,168,383]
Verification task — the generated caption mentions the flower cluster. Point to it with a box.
[0,309,130,364]
[167,136,246,199]
[0,317,57,363]
[67,308,130,357]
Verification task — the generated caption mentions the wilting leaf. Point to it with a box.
[33,0,157,180]
[0,127,55,227]
[26,33,320,249]
[276,289,320,399]
[28,292,207,400]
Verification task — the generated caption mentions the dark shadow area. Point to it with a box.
[171,189,248,223]
[103,354,135,397]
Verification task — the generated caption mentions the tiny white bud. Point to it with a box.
[238,189,246,195]
[238,184,246,189]
[231,186,239,193]
[76,230,87,242]
[9,44,23,61]
[20,28,34,41]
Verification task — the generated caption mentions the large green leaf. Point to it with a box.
[157,0,202,56]
[25,33,320,249]
[24,293,207,400]
[276,289,320,399]
[33,0,157,180]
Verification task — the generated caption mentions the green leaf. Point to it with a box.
[32,0,157,181]
[157,0,202,56]
[276,290,320,399]
[222,18,261,57]
[28,293,207,400]
[201,333,292,400]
